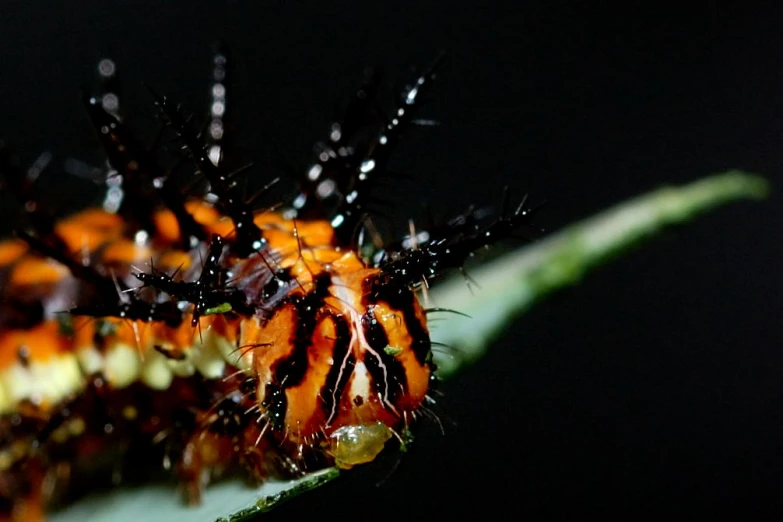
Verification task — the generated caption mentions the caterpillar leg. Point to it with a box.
[0,460,46,522]
[176,430,228,506]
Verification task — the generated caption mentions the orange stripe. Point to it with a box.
[101,239,153,266]
[0,239,28,266]
[0,321,72,369]
[152,209,181,244]
[10,258,69,286]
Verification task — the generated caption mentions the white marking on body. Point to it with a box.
[326,334,354,426]
[329,275,397,415]
[191,329,227,379]
[349,361,370,403]
[0,354,85,412]
[141,349,174,390]
[76,346,104,376]
[3,364,35,407]
[104,343,142,388]
[0,378,7,412]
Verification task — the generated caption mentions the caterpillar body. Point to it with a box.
[0,48,533,520]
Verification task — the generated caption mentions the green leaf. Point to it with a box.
[51,469,341,522]
[429,171,768,378]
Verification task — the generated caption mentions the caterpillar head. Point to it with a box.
[247,264,432,469]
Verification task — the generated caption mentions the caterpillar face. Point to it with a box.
[0,49,534,519]
[246,259,431,465]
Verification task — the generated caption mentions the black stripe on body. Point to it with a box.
[271,273,332,389]
[361,306,408,403]
[319,313,354,425]
[261,381,287,430]
[363,276,431,367]
[263,273,333,430]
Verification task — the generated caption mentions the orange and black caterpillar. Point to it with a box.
[0,47,534,520]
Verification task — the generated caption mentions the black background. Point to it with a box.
[1,1,781,520]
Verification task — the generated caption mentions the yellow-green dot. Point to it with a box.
[383,345,403,356]
[204,302,232,315]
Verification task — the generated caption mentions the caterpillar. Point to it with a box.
[0,47,534,520]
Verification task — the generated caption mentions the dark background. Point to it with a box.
[1,1,781,519]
